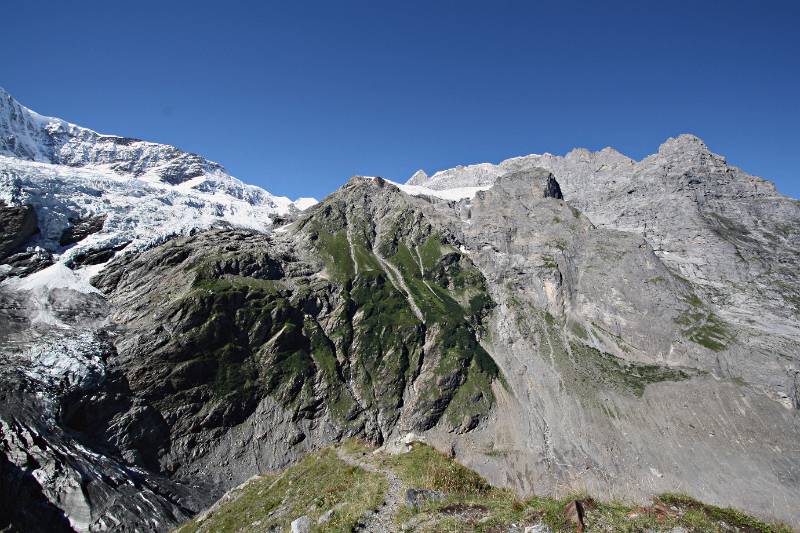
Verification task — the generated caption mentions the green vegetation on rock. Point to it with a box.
[675,295,734,352]
[174,448,386,533]
[303,200,501,434]
[705,212,760,247]
[314,228,355,281]
[385,236,499,430]
[568,341,691,398]
[510,301,690,404]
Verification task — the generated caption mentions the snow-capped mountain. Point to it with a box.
[2,91,800,532]
[3,86,232,187]
[0,88,316,283]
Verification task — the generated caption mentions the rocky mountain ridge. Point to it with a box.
[408,135,800,408]
[0,91,798,531]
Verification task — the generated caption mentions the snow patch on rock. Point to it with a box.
[293,197,318,210]
[396,182,491,201]
[20,331,107,392]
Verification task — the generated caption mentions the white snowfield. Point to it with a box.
[357,176,491,201]
[293,197,319,210]
[394,181,491,201]
[0,86,318,207]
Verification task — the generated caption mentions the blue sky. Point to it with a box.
[2,1,798,199]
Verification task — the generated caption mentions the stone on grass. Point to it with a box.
[290,515,311,533]
[525,525,553,533]
[405,488,444,509]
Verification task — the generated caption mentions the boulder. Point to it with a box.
[405,488,445,509]
[525,525,553,533]
[290,515,311,533]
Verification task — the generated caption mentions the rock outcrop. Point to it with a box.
[59,215,106,246]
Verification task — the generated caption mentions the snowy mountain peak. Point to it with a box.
[0,90,317,286]
[407,169,428,185]
[0,88,230,186]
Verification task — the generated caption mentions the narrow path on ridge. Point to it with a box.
[336,447,404,533]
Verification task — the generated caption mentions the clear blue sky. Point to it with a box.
[2,1,798,199]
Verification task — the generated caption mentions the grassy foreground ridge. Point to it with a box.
[175,440,792,533]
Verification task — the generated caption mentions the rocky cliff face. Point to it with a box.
[409,135,800,409]
[410,169,800,527]
[1,92,798,531]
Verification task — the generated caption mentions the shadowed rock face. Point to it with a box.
[491,169,563,201]
[1,143,799,530]
[0,202,37,261]
[0,285,203,532]
[59,215,106,246]
[0,202,56,281]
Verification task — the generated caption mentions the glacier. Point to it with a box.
[0,88,317,289]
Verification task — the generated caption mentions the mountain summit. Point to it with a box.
[406,134,800,373]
